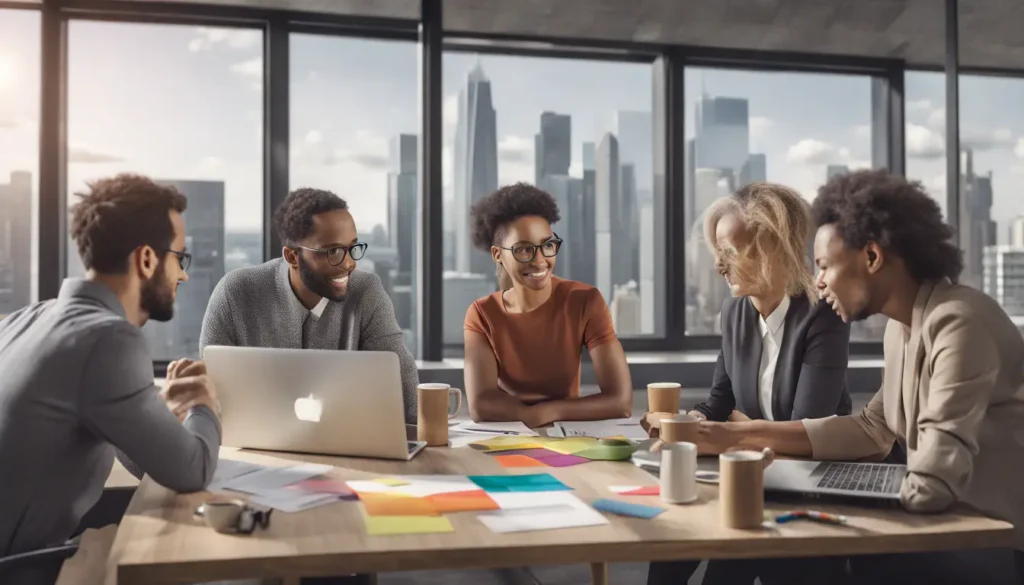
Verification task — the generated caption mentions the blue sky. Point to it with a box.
[2,11,1024,243]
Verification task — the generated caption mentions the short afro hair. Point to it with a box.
[69,173,187,274]
[273,188,348,246]
[470,183,561,251]
[812,169,963,283]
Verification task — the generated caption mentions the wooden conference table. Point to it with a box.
[105,443,1014,585]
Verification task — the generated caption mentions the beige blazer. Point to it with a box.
[803,279,1024,550]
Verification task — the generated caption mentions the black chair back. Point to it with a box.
[0,542,79,585]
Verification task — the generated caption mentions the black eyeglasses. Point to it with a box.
[166,249,191,272]
[296,242,368,266]
[498,234,563,263]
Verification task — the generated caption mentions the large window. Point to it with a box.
[682,67,889,342]
[289,34,419,353]
[904,71,948,220]
[66,21,264,360]
[0,9,40,319]
[958,74,1024,324]
[441,52,662,346]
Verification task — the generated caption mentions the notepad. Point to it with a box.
[591,498,665,519]
[363,514,454,536]
[477,493,608,533]
[468,473,571,493]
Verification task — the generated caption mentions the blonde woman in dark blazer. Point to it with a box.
[646,182,852,585]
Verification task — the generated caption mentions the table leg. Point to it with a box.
[590,562,608,585]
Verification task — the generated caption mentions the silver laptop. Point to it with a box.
[203,345,426,461]
[764,460,906,502]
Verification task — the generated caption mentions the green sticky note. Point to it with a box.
[364,514,454,535]
[372,477,410,487]
[468,473,572,492]
[573,444,635,461]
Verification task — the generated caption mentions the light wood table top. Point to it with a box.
[108,446,1013,585]
[105,460,140,490]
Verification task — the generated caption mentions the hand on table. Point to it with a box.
[166,359,206,380]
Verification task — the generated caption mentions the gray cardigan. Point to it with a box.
[693,294,852,422]
[199,258,418,423]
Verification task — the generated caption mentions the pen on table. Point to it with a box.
[774,510,848,525]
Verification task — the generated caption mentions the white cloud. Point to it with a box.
[853,124,871,139]
[906,99,934,115]
[786,139,835,165]
[231,57,262,78]
[963,127,1015,151]
[189,27,260,53]
[294,128,390,170]
[1011,164,1024,177]
[906,123,945,159]
[927,107,946,131]
[68,145,124,164]
[1016,138,1024,159]
[497,135,533,165]
[305,130,323,145]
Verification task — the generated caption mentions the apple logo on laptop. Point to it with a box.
[294,394,323,423]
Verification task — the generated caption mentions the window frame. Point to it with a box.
[37,0,1024,372]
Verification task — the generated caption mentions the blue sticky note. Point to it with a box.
[467,473,572,493]
[591,498,665,519]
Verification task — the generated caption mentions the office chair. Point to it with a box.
[0,541,79,585]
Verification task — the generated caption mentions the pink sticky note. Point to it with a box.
[540,454,590,467]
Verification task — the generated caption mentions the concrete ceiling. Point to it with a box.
[107,0,1024,71]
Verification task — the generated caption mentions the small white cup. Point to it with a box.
[660,441,698,504]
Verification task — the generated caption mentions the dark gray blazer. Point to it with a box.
[692,294,852,422]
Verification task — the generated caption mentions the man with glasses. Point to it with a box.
[200,187,418,423]
[0,174,221,581]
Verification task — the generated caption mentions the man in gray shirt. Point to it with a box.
[200,188,418,422]
[0,174,221,577]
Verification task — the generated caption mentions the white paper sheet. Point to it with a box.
[249,488,340,513]
[553,418,647,440]
[346,475,479,498]
[452,421,538,436]
[221,463,333,495]
[447,428,509,448]
[207,459,268,492]
[477,492,608,533]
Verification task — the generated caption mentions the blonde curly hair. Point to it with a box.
[702,182,817,302]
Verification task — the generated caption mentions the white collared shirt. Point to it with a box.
[756,295,790,421]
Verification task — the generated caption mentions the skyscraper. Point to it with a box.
[694,96,750,173]
[740,154,767,187]
[959,149,996,290]
[596,111,653,191]
[145,180,225,359]
[610,281,642,336]
[453,63,498,277]
[578,169,597,286]
[619,162,639,285]
[534,112,571,185]
[539,175,582,280]
[826,164,850,181]
[0,171,32,315]
[595,133,620,301]
[442,271,495,344]
[1011,216,1024,248]
[388,134,418,337]
[984,245,1024,317]
[582,142,596,172]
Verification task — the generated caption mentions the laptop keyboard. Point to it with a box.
[816,462,901,494]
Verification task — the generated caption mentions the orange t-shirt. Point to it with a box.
[463,277,618,403]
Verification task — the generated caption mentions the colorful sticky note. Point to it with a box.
[484,448,557,458]
[363,514,454,536]
[468,473,572,493]
[610,485,660,496]
[543,438,599,455]
[494,454,550,468]
[591,498,665,519]
[361,494,438,516]
[573,444,635,461]
[426,490,500,512]
[537,454,589,467]
[373,478,410,487]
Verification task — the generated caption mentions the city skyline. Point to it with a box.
[5,13,1024,342]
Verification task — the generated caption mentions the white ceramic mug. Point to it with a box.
[660,441,698,504]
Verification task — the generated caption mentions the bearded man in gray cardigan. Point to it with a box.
[200,188,418,422]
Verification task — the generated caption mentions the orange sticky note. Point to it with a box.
[494,454,549,468]
[361,495,439,516]
[426,490,500,512]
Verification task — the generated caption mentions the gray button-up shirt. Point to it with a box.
[0,279,221,556]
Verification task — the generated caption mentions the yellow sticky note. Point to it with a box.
[373,478,410,487]
[545,438,599,455]
[364,514,454,536]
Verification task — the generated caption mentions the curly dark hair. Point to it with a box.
[469,183,561,251]
[273,188,348,246]
[812,169,963,283]
[69,173,187,274]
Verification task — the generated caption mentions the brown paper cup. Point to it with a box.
[660,414,700,444]
[647,382,681,414]
[719,450,766,529]
[417,383,461,446]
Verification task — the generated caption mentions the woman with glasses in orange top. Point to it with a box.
[462,183,633,428]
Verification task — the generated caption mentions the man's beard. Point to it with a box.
[141,262,176,322]
[298,253,345,302]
